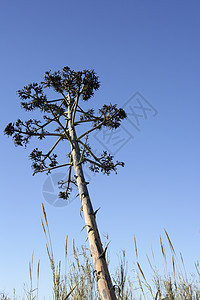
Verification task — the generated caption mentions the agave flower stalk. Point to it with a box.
[4,66,127,300]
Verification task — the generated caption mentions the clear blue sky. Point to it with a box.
[1,0,200,298]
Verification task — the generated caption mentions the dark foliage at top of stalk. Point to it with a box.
[4,66,127,200]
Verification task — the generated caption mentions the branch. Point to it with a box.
[15,130,63,137]
[76,105,99,121]
[85,157,124,175]
[48,105,72,144]
[25,117,59,133]
[77,117,106,141]
[33,162,72,175]
[74,118,97,126]
[78,139,101,163]
[32,136,63,173]
[76,104,91,115]
[78,136,88,164]
[66,155,73,191]
[84,158,104,169]
[71,86,84,126]
[46,136,63,157]
[60,91,70,107]
[46,98,65,103]
[71,95,79,126]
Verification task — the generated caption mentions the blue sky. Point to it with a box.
[1,0,200,298]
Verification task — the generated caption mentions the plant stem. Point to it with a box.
[68,106,117,300]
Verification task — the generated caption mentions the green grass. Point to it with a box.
[1,205,200,299]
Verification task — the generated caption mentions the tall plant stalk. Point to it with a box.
[4,66,127,299]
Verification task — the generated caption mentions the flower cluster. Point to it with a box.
[93,104,127,129]
[88,151,125,175]
[43,67,100,101]
[29,148,58,174]
[4,119,48,147]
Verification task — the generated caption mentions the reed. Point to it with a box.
[1,207,200,300]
